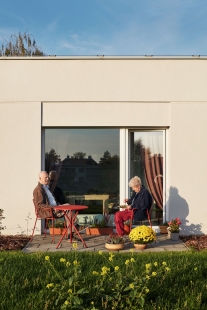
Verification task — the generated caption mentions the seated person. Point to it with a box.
[114,176,152,236]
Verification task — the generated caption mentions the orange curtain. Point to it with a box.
[143,149,163,209]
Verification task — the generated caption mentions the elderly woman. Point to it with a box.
[114,176,152,236]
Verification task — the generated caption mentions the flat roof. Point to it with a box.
[0,55,207,60]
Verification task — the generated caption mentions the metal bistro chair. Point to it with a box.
[30,199,55,243]
[129,206,152,231]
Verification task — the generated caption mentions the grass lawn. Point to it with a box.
[1,250,207,309]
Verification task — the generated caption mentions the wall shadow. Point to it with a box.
[167,186,203,235]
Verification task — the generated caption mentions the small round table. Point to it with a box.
[54,205,88,249]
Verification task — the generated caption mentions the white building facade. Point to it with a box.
[0,56,207,235]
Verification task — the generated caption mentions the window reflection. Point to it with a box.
[45,129,120,214]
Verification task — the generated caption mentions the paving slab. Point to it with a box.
[23,233,189,253]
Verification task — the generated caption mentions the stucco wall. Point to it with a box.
[0,102,42,235]
[0,57,207,235]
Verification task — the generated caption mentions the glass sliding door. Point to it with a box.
[44,129,120,215]
[130,131,164,225]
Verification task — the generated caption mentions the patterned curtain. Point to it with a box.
[143,149,163,209]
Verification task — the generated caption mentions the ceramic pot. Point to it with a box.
[86,227,113,235]
[105,243,124,251]
[134,243,147,250]
[159,225,168,234]
[171,232,179,241]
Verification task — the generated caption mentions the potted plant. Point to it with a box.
[48,220,66,235]
[123,220,131,235]
[159,221,169,234]
[129,225,156,250]
[86,215,113,235]
[105,233,125,250]
[168,218,181,240]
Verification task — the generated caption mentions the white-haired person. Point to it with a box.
[114,176,152,236]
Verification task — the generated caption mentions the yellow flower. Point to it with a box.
[154,262,158,266]
[91,301,94,305]
[165,267,170,272]
[109,256,113,262]
[130,249,134,253]
[46,283,54,289]
[68,289,72,293]
[146,275,150,280]
[101,266,110,275]
[146,288,149,293]
[130,258,135,263]
[98,250,103,255]
[129,283,134,289]
[65,300,69,305]
[194,267,197,271]
[125,259,130,265]
[66,262,71,267]
[114,266,119,271]
[152,272,157,276]
[162,262,167,266]
[60,258,66,263]
[145,263,151,269]
[72,242,78,249]
[92,271,99,275]
[45,256,50,261]
[73,260,78,265]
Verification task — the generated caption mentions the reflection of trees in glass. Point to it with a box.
[45,149,61,172]
[71,152,86,159]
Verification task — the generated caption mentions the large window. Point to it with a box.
[45,129,120,214]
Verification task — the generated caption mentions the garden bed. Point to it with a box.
[0,235,30,251]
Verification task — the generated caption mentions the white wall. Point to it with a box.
[0,57,207,235]
[0,102,42,235]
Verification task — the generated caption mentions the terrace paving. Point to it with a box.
[23,233,189,253]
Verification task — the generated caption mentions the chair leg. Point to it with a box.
[30,217,38,243]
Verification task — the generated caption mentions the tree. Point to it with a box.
[0,31,44,56]
[45,149,61,172]
[72,152,86,159]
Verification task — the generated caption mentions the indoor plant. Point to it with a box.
[86,215,113,235]
[105,233,125,250]
[129,225,156,250]
[48,220,66,235]
[159,221,169,234]
[168,218,181,240]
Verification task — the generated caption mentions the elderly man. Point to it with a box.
[33,171,65,219]
[114,176,152,236]
[33,171,79,240]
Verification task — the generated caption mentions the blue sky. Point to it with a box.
[0,0,207,56]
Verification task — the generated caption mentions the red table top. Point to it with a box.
[54,205,88,211]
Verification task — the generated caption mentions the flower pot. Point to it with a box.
[159,225,168,234]
[105,243,124,251]
[124,225,130,235]
[86,227,113,235]
[134,243,147,250]
[49,228,66,235]
[171,232,179,241]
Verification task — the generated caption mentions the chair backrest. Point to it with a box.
[33,199,53,219]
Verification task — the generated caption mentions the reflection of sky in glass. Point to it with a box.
[45,129,119,162]
[134,131,163,155]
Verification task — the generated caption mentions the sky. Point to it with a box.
[0,0,207,56]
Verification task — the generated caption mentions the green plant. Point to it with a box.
[129,225,156,244]
[48,219,65,228]
[105,233,125,244]
[89,215,108,228]
[168,218,181,233]
[0,208,6,234]
[124,220,131,226]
